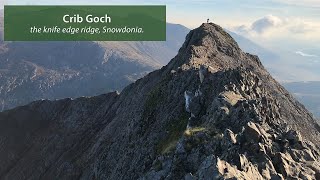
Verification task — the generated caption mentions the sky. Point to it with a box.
[2,0,320,78]
[2,0,320,44]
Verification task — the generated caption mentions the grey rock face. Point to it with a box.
[0,23,319,180]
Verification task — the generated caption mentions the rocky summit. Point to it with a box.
[0,23,319,180]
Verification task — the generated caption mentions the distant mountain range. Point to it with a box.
[0,21,189,111]
[227,30,278,65]
[284,81,320,119]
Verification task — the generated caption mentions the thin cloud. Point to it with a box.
[232,14,320,42]
[295,51,318,57]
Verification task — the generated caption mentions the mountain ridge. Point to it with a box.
[0,23,319,179]
[2,13,318,122]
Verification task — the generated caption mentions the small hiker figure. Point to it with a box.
[207,18,209,23]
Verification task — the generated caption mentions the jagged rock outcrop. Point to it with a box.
[0,23,319,180]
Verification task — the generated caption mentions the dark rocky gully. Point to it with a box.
[0,23,319,180]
